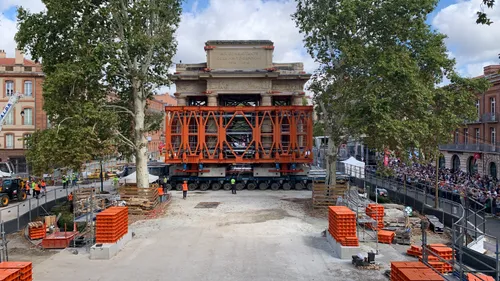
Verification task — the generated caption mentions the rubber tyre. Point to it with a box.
[271,183,280,191]
[18,191,27,201]
[0,195,9,207]
[175,183,183,191]
[247,183,257,190]
[307,183,313,191]
[188,183,197,191]
[165,184,172,191]
[223,183,232,191]
[258,182,268,190]
[211,183,221,191]
[295,183,305,190]
[236,183,245,190]
[200,183,209,191]
[282,183,291,190]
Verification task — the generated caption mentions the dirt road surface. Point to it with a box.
[32,191,396,281]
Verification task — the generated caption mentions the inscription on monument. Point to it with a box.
[272,80,305,92]
[176,81,206,92]
[208,48,270,69]
[208,79,271,91]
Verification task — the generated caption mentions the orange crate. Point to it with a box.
[0,269,21,281]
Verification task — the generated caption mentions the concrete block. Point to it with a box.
[90,231,132,260]
[326,231,361,259]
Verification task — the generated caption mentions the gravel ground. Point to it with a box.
[31,190,407,281]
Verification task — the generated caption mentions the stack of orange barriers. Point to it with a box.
[28,223,45,240]
[467,273,495,281]
[377,230,395,244]
[406,245,422,257]
[365,204,384,230]
[0,262,32,281]
[428,244,453,273]
[95,207,128,243]
[391,261,444,281]
[328,206,359,246]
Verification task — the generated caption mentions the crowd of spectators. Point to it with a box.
[382,159,500,214]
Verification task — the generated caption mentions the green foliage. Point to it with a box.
[477,0,495,25]
[293,0,490,166]
[313,122,325,137]
[16,0,182,179]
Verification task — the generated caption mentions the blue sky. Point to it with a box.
[1,0,499,84]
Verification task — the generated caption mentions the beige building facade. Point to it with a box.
[0,50,45,173]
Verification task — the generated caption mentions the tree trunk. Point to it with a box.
[327,135,337,188]
[134,89,149,189]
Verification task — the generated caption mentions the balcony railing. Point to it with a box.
[439,143,500,153]
[482,113,499,122]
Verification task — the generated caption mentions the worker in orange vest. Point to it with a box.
[182,181,188,199]
[68,192,74,213]
[33,182,41,199]
[157,186,165,202]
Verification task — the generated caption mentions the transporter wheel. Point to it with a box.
[211,182,222,191]
[175,183,183,191]
[236,183,245,191]
[306,183,313,191]
[271,183,280,191]
[188,183,198,191]
[282,182,291,190]
[223,183,232,191]
[200,183,209,191]
[165,184,172,191]
[258,182,268,190]
[247,182,257,190]
[294,183,305,190]
[0,195,9,207]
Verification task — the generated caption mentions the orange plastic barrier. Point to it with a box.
[390,261,444,281]
[28,223,46,240]
[95,206,128,243]
[328,206,359,247]
[366,204,384,230]
[0,261,32,281]
[467,273,495,281]
[406,245,422,257]
[377,230,395,244]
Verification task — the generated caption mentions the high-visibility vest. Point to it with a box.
[31,182,35,189]
[157,187,164,196]
[34,184,40,191]
[182,183,188,191]
[231,179,236,185]
[68,194,73,201]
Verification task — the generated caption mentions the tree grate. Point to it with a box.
[195,202,220,209]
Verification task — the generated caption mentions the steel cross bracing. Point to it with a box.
[164,106,314,165]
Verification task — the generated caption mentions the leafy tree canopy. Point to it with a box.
[293,0,490,184]
[477,0,495,25]
[17,0,180,183]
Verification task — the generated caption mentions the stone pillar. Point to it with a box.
[261,93,272,106]
[174,93,186,106]
[293,92,306,106]
[208,92,218,106]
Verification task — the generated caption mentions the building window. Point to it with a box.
[476,100,480,119]
[464,128,469,144]
[22,108,32,125]
[5,134,14,149]
[475,128,480,144]
[491,127,496,145]
[23,134,32,148]
[5,66,13,71]
[5,111,14,125]
[491,97,496,114]
[24,81,32,96]
[24,66,32,72]
[5,80,14,96]
[454,130,459,144]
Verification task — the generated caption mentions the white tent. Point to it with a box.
[341,157,365,179]
[119,171,159,186]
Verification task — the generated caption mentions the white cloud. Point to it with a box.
[432,0,500,77]
[0,0,45,57]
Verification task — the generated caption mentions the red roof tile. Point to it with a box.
[0,58,38,66]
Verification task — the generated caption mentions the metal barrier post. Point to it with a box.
[28,199,31,222]
[16,205,20,231]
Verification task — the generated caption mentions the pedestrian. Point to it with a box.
[68,192,74,213]
[41,179,47,197]
[182,180,188,199]
[231,178,236,194]
[34,182,41,199]
[31,180,36,198]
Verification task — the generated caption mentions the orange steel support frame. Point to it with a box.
[164,106,314,165]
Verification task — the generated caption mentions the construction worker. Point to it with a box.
[231,178,236,194]
[182,180,188,199]
[24,179,30,195]
[162,176,168,193]
[62,175,67,189]
[68,192,74,213]
[34,181,41,199]
[113,175,119,187]
[40,179,47,196]
[31,180,36,198]
[157,186,165,203]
